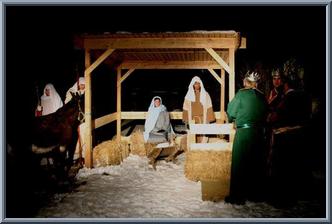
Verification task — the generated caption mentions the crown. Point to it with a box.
[245,71,260,82]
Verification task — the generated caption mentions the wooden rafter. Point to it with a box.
[121,61,222,69]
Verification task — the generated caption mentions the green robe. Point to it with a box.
[226,88,268,201]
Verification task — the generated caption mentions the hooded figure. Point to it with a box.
[39,83,63,116]
[65,77,85,104]
[144,96,173,143]
[182,76,215,142]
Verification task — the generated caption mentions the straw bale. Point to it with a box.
[130,130,147,156]
[93,140,130,167]
[184,150,232,181]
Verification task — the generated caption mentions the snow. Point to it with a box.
[35,154,324,219]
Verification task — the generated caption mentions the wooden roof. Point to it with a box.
[75,31,246,69]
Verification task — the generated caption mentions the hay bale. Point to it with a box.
[184,150,232,182]
[201,180,230,201]
[130,130,147,156]
[208,137,227,143]
[93,140,130,167]
[119,137,131,159]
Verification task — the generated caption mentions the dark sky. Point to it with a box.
[5,5,326,142]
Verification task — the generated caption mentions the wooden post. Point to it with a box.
[229,48,235,101]
[116,68,121,141]
[187,120,196,151]
[84,49,93,168]
[220,69,225,123]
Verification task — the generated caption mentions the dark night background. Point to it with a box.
[5,5,327,217]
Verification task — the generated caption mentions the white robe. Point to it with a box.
[143,96,167,142]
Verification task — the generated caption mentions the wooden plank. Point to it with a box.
[120,68,135,83]
[190,142,232,151]
[84,49,93,168]
[205,48,231,74]
[207,69,222,85]
[120,111,222,120]
[120,61,222,69]
[93,112,117,129]
[229,48,235,100]
[121,111,148,119]
[116,69,121,141]
[189,123,234,135]
[188,120,196,152]
[85,48,114,74]
[84,37,238,50]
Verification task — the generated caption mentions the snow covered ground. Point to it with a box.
[35,154,325,219]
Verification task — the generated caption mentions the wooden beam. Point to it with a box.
[121,111,148,119]
[229,48,235,100]
[120,61,222,69]
[116,69,121,141]
[220,69,225,123]
[189,123,234,135]
[85,48,114,74]
[239,37,246,49]
[190,143,232,151]
[205,48,231,74]
[84,49,93,168]
[93,112,117,129]
[207,69,222,85]
[84,37,238,50]
[120,111,222,120]
[120,68,135,83]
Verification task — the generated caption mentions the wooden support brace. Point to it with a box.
[120,68,135,83]
[205,48,231,74]
[85,48,114,74]
[207,69,222,85]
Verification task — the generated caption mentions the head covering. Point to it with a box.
[271,69,281,78]
[184,76,208,106]
[78,77,85,85]
[69,77,85,93]
[245,71,260,82]
[143,96,166,142]
[40,83,63,115]
[183,76,213,126]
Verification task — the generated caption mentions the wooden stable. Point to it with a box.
[75,31,246,168]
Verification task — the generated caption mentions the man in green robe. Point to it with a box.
[225,71,268,205]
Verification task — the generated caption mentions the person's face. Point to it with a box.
[45,88,50,96]
[193,81,201,91]
[79,83,85,91]
[154,99,161,107]
[273,77,282,88]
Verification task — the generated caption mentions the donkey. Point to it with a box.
[31,92,84,179]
